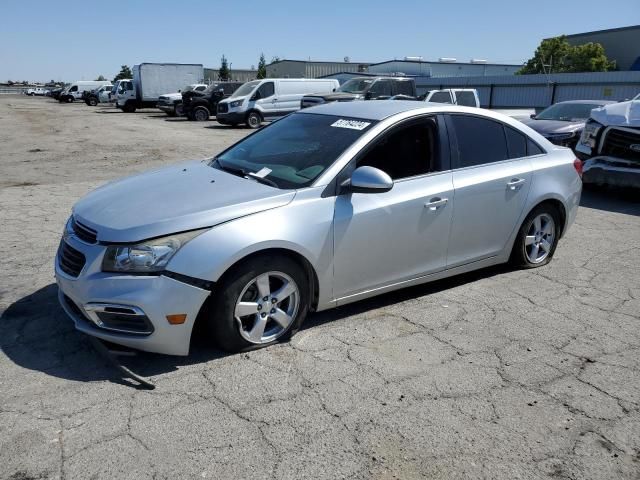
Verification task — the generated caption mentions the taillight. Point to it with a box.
[573,158,583,178]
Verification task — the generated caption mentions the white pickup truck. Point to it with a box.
[26,87,47,96]
[423,88,480,107]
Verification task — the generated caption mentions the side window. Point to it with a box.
[527,139,544,156]
[450,115,508,167]
[428,91,453,104]
[393,81,413,96]
[504,126,527,159]
[356,117,440,180]
[196,86,206,91]
[454,91,477,107]
[369,80,392,98]
[69,85,78,92]
[256,82,275,99]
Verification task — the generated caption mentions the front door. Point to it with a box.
[333,116,453,300]
[252,81,278,118]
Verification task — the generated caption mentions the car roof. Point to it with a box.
[300,100,443,121]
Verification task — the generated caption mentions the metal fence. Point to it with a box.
[414,71,640,108]
[0,86,31,94]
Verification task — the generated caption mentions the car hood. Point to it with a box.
[219,95,247,105]
[521,119,584,135]
[73,160,295,243]
[591,100,640,127]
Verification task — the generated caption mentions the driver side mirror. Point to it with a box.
[251,91,261,101]
[342,166,393,194]
[364,91,374,100]
[530,113,536,119]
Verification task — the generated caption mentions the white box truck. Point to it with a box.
[116,63,204,113]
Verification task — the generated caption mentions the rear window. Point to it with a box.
[450,115,508,167]
[455,91,477,107]
[394,81,414,96]
[429,91,453,104]
[504,126,527,159]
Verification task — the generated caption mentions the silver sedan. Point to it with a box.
[55,101,582,355]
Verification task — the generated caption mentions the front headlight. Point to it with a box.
[578,119,603,150]
[102,229,207,273]
[229,100,243,108]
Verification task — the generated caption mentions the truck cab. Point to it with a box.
[423,88,480,108]
[300,77,416,109]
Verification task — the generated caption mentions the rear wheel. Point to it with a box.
[209,255,309,353]
[66,96,74,103]
[193,106,210,121]
[511,204,561,268]
[246,111,262,129]
[123,103,136,113]
[174,102,183,116]
[88,97,98,106]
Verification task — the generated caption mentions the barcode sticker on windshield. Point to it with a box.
[254,167,272,178]
[331,119,371,130]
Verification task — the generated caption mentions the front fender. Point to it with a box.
[166,187,336,308]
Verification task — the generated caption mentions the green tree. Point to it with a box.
[519,36,614,74]
[95,75,106,81]
[257,53,267,79]
[271,56,281,63]
[113,65,133,82]
[219,55,230,81]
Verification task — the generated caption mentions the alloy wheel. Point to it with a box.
[234,271,300,344]
[524,213,555,264]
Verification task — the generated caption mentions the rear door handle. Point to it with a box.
[424,197,448,211]
[507,178,526,190]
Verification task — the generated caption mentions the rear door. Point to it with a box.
[445,114,534,267]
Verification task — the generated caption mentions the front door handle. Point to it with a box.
[424,197,448,211]
[507,178,526,190]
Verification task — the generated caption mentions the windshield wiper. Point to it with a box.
[215,158,246,178]
[246,172,279,188]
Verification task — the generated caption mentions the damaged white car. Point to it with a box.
[576,94,640,188]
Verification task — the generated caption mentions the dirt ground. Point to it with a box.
[1,95,640,480]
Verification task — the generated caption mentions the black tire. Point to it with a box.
[209,255,310,353]
[246,111,262,129]
[192,106,210,121]
[123,103,136,113]
[88,97,98,106]
[174,102,183,116]
[66,96,74,103]
[510,203,561,268]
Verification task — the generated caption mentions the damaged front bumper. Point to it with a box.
[582,156,640,189]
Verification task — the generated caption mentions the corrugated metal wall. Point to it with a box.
[415,71,640,107]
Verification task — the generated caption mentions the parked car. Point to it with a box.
[576,94,640,188]
[217,78,339,128]
[59,81,112,103]
[157,84,207,116]
[522,100,616,149]
[116,63,204,113]
[84,84,114,106]
[56,101,581,356]
[300,77,416,109]
[26,87,48,96]
[182,82,244,121]
[422,88,480,108]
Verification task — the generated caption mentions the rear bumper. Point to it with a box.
[55,236,210,356]
[582,156,640,189]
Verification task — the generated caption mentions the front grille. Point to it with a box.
[601,127,640,162]
[217,103,228,113]
[72,218,97,244]
[58,241,86,277]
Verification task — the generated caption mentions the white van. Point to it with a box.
[216,78,340,128]
[59,80,112,103]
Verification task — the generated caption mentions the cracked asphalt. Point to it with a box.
[1,95,639,480]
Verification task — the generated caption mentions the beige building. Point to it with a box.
[563,25,640,71]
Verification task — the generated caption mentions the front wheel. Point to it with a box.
[174,102,183,116]
[209,255,309,353]
[246,111,262,129]
[88,97,98,106]
[511,204,561,268]
[66,96,74,103]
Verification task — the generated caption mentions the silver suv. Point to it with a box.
[56,101,582,355]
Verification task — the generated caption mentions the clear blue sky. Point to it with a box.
[1,0,638,82]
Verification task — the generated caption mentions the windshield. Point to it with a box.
[204,83,222,94]
[213,113,377,189]
[230,80,260,98]
[338,78,374,94]
[536,102,605,121]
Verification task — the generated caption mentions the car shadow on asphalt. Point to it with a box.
[0,264,510,389]
[580,187,640,216]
